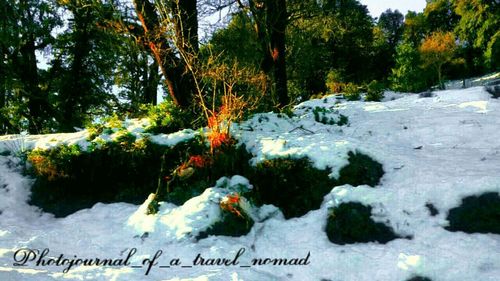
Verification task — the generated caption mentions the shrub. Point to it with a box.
[445,192,500,234]
[196,193,254,239]
[196,209,254,239]
[312,107,349,126]
[338,151,384,187]
[247,152,384,219]
[27,138,205,217]
[249,157,336,219]
[114,130,136,145]
[343,83,361,101]
[144,101,192,134]
[28,145,82,181]
[365,80,385,102]
[326,202,400,245]
[160,141,253,206]
[325,70,345,94]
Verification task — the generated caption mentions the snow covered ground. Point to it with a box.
[444,72,499,90]
[0,86,499,281]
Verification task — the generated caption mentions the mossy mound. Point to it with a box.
[28,138,205,217]
[28,136,255,217]
[338,151,384,187]
[196,209,254,240]
[445,192,500,234]
[248,151,384,219]
[163,144,253,206]
[249,157,336,219]
[326,202,400,245]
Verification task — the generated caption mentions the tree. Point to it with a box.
[424,0,459,32]
[378,9,404,49]
[232,0,290,108]
[132,0,198,108]
[419,31,457,89]
[50,0,124,131]
[390,40,429,92]
[402,11,427,46]
[452,0,500,72]
[372,9,404,81]
[0,0,61,133]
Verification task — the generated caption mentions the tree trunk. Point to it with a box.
[143,60,160,105]
[133,0,196,108]
[59,7,93,132]
[14,2,48,134]
[267,0,289,107]
[437,63,443,90]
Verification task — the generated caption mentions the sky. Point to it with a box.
[359,0,427,18]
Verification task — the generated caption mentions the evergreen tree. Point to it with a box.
[390,40,429,92]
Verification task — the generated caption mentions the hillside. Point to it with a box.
[0,86,499,281]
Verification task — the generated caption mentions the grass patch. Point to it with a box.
[249,157,336,219]
[338,151,384,187]
[445,192,500,234]
[247,151,384,219]
[196,208,254,240]
[326,202,400,245]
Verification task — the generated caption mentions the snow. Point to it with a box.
[0,119,197,154]
[444,72,500,90]
[1,86,500,280]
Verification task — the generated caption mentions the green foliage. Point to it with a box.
[343,83,361,101]
[164,143,253,205]
[325,70,345,94]
[446,192,500,234]
[27,138,204,217]
[419,31,458,89]
[452,0,500,72]
[144,101,192,134]
[390,41,430,92]
[338,151,384,187]
[86,123,105,141]
[249,157,336,219]
[312,107,349,126]
[203,12,262,69]
[365,80,385,102]
[196,207,254,240]
[114,130,136,145]
[326,202,400,245]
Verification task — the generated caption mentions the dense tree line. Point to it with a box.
[0,0,498,134]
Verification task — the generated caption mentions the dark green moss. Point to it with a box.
[163,144,254,206]
[425,203,439,216]
[27,138,205,217]
[338,151,384,187]
[326,202,400,245]
[248,157,336,219]
[196,209,254,240]
[445,192,500,234]
[406,276,432,281]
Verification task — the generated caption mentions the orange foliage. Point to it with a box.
[419,31,457,67]
[220,193,243,218]
[188,155,209,168]
[28,155,67,181]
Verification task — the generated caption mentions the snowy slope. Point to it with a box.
[0,86,499,281]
